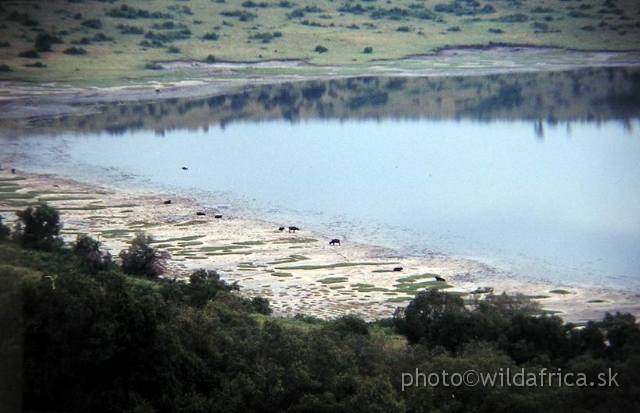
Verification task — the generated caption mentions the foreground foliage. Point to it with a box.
[0,209,639,413]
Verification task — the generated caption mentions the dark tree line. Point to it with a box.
[0,205,639,413]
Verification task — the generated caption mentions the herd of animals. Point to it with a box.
[3,165,450,283]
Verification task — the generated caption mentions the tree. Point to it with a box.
[188,269,238,307]
[399,288,465,345]
[14,204,63,250]
[34,32,61,52]
[73,234,114,275]
[119,232,168,278]
[251,296,273,315]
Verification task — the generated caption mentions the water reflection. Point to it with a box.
[26,67,640,136]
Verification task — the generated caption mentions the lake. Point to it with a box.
[4,67,640,291]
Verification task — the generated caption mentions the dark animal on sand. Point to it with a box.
[329,239,341,246]
[164,200,172,205]
[393,267,403,272]
[288,226,299,233]
[214,214,223,219]
[196,212,206,216]
[181,167,188,170]
[435,275,446,282]
[278,227,285,231]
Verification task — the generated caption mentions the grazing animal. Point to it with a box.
[435,275,446,282]
[214,214,223,219]
[196,212,206,216]
[278,226,285,231]
[164,200,172,205]
[393,267,403,272]
[181,166,188,170]
[288,226,299,233]
[329,238,341,246]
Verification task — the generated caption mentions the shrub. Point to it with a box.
[251,296,273,315]
[206,54,216,62]
[327,314,369,336]
[73,234,114,275]
[0,41,10,48]
[118,232,168,278]
[250,31,282,43]
[220,10,257,21]
[81,18,103,29]
[363,46,373,53]
[167,45,180,53]
[139,39,164,48]
[0,64,12,72]
[92,33,113,42]
[202,32,219,40]
[63,46,87,55]
[314,45,328,53]
[34,32,62,52]
[117,24,145,34]
[14,204,63,251]
[498,13,529,23]
[24,61,46,68]
[396,25,411,32]
[19,50,40,58]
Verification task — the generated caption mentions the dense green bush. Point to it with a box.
[118,232,167,277]
[14,204,63,251]
[34,32,62,52]
[73,234,115,275]
[314,44,328,53]
[63,46,88,55]
[81,18,103,29]
[18,49,40,58]
[24,61,47,68]
[117,24,145,34]
[202,32,219,40]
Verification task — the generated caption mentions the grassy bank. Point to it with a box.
[0,0,639,85]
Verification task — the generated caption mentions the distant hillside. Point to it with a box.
[0,0,639,84]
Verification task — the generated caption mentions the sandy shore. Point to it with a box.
[1,168,638,322]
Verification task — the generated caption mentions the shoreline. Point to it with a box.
[2,47,640,123]
[1,168,638,323]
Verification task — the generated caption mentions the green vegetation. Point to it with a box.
[1,209,640,412]
[119,232,168,278]
[13,203,63,251]
[2,0,638,84]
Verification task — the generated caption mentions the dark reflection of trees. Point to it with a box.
[25,67,640,136]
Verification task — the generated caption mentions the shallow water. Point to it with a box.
[4,69,640,291]
[10,117,639,292]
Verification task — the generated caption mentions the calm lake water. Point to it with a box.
[5,68,640,291]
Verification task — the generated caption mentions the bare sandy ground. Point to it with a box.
[1,169,638,323]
